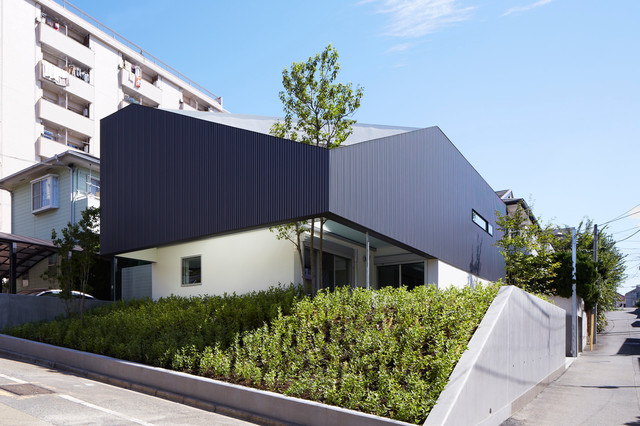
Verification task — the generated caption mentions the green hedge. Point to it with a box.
[6,285,302,367]
[6,284,498,424]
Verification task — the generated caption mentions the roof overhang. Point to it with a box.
[0,150,99,191]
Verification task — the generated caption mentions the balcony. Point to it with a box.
[119,68,162,105]
[37,136,86,159]
[38,21,94,69]
[38,61,94,103]
[37,99,94,139]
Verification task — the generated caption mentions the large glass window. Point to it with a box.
[304,248,351,292]
[31,175,59,213]
[378,262,424,290]
[472,210,493,236]
[181,256,201,285]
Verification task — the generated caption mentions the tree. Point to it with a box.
[270,44,364,296]
[46,206,100,318]
[550,219,626,329]
[551,251,598,309]
[494,205,560,294]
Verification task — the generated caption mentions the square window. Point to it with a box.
[31,175,59,213]
[182,256,201,285]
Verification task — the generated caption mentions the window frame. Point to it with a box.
[31,174,59,214]
[472,209,494,236]
[181,255,202,286]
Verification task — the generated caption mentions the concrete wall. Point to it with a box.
[424,286,566,426]
[549,295,588,355]
[122,264,152,301]
[0,294,110,330]
[0,334,411,426]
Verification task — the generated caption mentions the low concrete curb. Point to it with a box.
[0,334,410,426]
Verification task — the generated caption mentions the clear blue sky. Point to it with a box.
[65,0,639,292]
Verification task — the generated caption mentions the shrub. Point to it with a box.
[6,283,499,424]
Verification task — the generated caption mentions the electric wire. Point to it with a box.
[600,204,640,226]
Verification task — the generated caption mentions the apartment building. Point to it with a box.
[0,0,227,232]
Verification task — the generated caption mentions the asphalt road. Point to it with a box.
[505,308,640,425]
[0,354,256,425]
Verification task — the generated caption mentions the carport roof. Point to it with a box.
[0,232,68,279]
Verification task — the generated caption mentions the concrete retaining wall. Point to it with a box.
[0,294,111,330]
[0,334,411,426]
[549,295,588,355]
[424,286,566,426]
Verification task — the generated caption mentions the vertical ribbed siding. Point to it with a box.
[329,127,506,282]
[100,106,329,255]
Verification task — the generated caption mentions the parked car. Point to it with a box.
[17,288,95,300]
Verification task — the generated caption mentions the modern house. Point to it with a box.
[0,0,226,233]
[101,105,506,299]
[0,150,99,293]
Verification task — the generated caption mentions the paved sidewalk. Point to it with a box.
[505,308,640,425]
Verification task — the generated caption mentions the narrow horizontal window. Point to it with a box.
[472,210,493,236]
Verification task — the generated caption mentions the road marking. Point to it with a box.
[58,394,155,426]
[0,373,27,384]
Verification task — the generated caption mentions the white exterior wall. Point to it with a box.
[120,226,493,299]
[0,0,225,232]
[427,258,493,289]
[119,228,299,300]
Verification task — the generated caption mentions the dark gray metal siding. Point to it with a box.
[329,127,506,282]
[100,105,329,255]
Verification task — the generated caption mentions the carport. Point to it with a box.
[0,232,60,294]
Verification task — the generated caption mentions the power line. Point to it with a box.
[616,229,640,244]
[601,204,640,226]
[611,226,640,235]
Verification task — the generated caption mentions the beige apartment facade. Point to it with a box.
[0,0,226,232]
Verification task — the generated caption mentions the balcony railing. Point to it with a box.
[38,60,94,103]
[38,21,94,69]
[49,0,222,107]
[37,98,94,138]
[118,68,162,106]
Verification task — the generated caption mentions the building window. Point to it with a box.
[378,262,425,290]
[472,210,493,236]
[31,175,59,213]
[182,256,201,285]
[87,176,100,198]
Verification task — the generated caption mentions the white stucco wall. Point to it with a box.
[142,228,298,299]
[428,258,493,289]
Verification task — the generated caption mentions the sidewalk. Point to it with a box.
[505,308,640,425]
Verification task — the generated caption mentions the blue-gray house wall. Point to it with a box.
[329,128,505,282]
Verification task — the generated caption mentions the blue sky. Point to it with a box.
[66,0,639,292]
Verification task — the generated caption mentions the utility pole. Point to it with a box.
[593,224,598,345]
[571,227,577,357]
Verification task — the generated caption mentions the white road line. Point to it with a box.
[58,394,155,426]
[0,373,27,384]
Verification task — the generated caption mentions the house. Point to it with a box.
[0,0,225,233]
[616,292,626,308]
[625,286,640,308]
[0,150,99,293]
[100,105,506,299]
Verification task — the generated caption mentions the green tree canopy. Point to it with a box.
[495,205,560,294]
[270,45,364,295]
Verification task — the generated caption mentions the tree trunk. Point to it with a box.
[319,218,324,293]
[310,218,316,297]
[295,223,306,291]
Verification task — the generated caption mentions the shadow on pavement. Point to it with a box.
[624,418,640,426]
[617,339,640,355]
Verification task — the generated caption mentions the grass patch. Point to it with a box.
[6,283,499,424]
